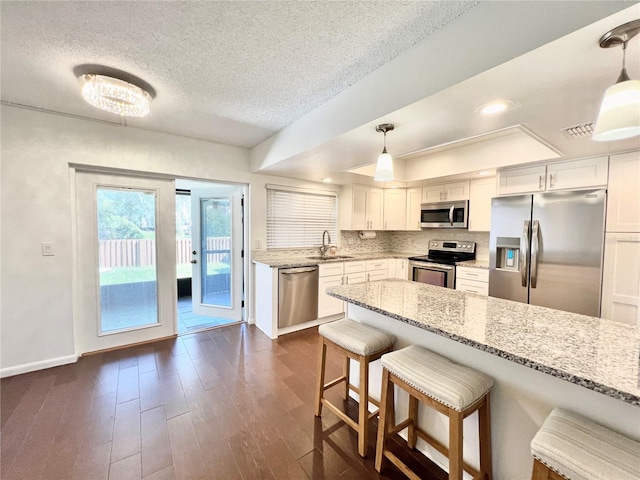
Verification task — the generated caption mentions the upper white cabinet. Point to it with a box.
[546,156,608,191]
[468,177,496,232]
[606,151,640,233]
[383,189,406,230]
[497,165,547,195]
[341,185,384,230]
[498,157,609,196]
[422,181,469,203]
[405,187,422,231]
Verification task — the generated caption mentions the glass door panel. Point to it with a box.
[97,187,159,332]
[191,187,243,321]
[200,197,232,308]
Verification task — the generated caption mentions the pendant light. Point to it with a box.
[592,19,640,142]
[374,123,395,181]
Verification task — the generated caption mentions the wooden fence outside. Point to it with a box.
[99,237,231,268]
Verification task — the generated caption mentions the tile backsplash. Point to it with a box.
[253,229,489,261]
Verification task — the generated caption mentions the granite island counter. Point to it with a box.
[326,279,640,479]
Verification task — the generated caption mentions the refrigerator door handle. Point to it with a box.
[521,220,530,287]
[531,220,540,288]
[449,205,454,226]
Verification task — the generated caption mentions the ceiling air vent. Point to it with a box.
[561,122,594,138]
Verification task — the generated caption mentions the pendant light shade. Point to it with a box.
[592,20,640,142]
[593,79,640,141]
[374,124,394,182]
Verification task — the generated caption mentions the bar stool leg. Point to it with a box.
[375,368,392,472]
[314,338,327,417]
[358,356,370,457]
[449,410,464,480]
[407,395,419,449]
[479,392,493,480]
[342,355,350,400]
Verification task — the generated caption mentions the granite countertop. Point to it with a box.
[455,259,489,269]
[253,252,413,269]
[327,279,640,406]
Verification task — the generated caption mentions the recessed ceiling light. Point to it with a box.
[321,178,332,183]
[79,74,152,117]
[477,100,513,115]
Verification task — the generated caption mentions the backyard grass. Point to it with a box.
[100,263,230,285]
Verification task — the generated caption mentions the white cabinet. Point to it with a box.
[344,261,366,285]
[497,165,547,195]
[606,151,640,233]
[498,157,609,196]
[468,177,496,232]
[422,182,469,203]
[318,263,346,319]
[383,189,406,230]
[455,267,489,295]
[387,258,408,279]
[365,259,388,282]
[405,187,422,231]
[601,233,640,327]
[546,156,608,191]
[340,185,383,230]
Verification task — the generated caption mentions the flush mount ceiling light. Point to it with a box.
[593,19,640,142]
[477,100,514,115]
[78,74,152,117]
[374,123,395,182]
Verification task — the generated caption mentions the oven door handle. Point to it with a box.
[410,262,453,271]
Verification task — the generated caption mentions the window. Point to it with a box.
[267,185,337,249]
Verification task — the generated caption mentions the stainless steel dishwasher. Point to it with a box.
[278,266,319,328]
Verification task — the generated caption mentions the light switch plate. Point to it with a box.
[41,242,55,256]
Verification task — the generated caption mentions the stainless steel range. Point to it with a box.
[408,240,476,289]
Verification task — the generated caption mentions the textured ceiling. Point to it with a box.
[0,1,476,148]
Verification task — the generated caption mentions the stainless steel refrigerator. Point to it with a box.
[489,189,606,316]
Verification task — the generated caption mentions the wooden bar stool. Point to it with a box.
[315,318,394,457]
[531,408,640,480]
[375,345,493,480]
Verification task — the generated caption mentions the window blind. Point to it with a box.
[266,186,337,249]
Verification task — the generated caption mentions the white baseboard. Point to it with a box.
[0,352,79,378]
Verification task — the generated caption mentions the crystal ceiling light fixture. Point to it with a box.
[593,19,640,141]
[374,123,395,182]
[78,74,152,117]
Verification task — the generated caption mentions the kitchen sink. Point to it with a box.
[307,255,354,260]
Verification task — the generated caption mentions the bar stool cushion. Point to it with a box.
[318,318,394,356]
[531,408,640,480]
[381,345,493,412]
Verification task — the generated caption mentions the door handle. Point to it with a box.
[449,205,454,226]
[531,220,540,288]
[521,220,530,287]
[191,259,197,264]
[538,175,544,190]
[549,174,555,189]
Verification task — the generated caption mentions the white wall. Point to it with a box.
[0,105,338,375]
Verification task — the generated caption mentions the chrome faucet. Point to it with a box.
[320,230,332,258]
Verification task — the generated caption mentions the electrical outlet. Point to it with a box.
[255,239,262,249]
[347,238,355,245]
[41,242,55,256]
[407,238,413,245]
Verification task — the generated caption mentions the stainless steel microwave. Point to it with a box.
[420,201,469,229]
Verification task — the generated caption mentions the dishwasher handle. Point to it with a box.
[280,267,318,275]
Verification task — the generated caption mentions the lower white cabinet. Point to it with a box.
[601,233,640,327]
[388,258,408,279]
[455,267,489,295]
[365,259,388,282]
[318,274,345,318]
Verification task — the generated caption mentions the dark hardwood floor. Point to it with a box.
[1,324,446,480]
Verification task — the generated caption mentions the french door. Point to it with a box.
[190,187,243,322]
[75,171,176,354]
